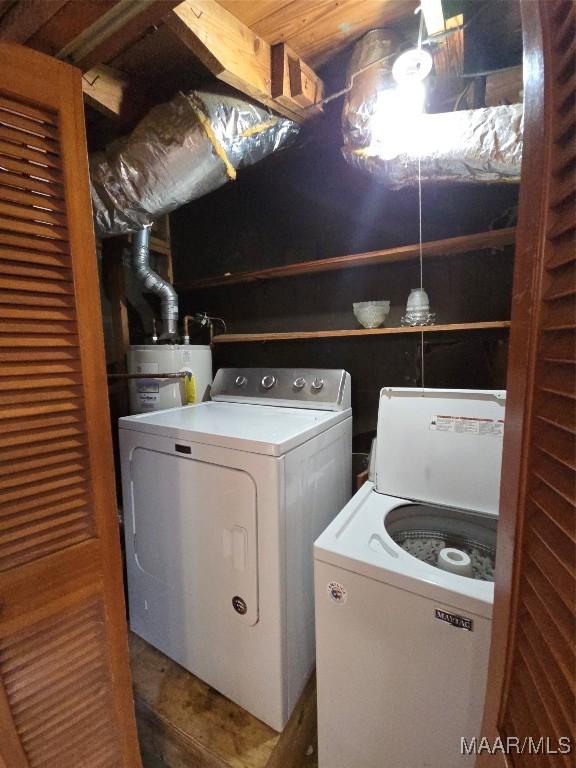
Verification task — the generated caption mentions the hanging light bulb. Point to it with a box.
[370,81,426,159]
[392,3,433,86]
[369,7,432,160]
[392,47,433,85]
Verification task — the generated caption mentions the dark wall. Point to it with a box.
[170,102,518,449]
[172,111,518,282]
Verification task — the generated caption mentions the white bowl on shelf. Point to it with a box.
[353,301,391,329]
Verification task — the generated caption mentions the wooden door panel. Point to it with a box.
[0,600,122,768]
[480,1,576,763]
[0,44,141,767]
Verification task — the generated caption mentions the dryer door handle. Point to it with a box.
[222,525,248,572]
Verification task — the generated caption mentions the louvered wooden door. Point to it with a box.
[0,44,141,767]
[479,1,575,764]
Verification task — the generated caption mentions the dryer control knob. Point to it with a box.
[261,375,276,390]
[235,375,248,387]
[293,377,306,390]
[311,377,325,392]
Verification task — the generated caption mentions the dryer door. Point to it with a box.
[131,447,258,625]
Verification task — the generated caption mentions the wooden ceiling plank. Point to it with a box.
[215,0,280,29]
[0,0,69,44]
[57,0,179,71]
[218,0,417,67]
[288,1,414,66]
[166,0,323,121]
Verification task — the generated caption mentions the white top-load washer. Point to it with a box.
[119,368,352,731]
[314,387,506,768]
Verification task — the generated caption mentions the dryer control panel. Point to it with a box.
[211,368,351,411]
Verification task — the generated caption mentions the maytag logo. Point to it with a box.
[435,608,473,631]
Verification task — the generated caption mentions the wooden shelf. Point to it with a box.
[212,321,512,344]
[178,228,516,290]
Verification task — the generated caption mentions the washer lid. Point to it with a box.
[375,388,506,514]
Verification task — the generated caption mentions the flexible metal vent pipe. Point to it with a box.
[90,88,299,238]
[341,30,523,186]
[132,226,178,340]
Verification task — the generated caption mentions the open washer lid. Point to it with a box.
[375,388,506,515]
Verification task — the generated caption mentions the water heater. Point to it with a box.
[128,344,213,414]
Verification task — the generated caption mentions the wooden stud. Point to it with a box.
[271,42,323,114]
[101,237,130,415]
[102,238,130,373]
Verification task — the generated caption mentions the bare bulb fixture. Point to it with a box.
[392,48,433,85]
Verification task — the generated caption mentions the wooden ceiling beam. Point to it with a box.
[166,0,323,122]
[82,63,146,124]
[0,0,68,43]
[57,0,179,71]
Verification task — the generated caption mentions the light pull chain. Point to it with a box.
[418,146,425,389]
[415,0,425,387]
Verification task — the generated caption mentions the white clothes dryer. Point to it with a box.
[120,368,352,731]
[314,387,506,768]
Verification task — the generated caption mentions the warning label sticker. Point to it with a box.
[137,381,160,411]
[430,415,504,437]
[137,382,159,394]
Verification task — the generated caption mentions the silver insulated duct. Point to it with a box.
[342,30,523,186]
[132,226,178,340]
[90,88,299,238]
